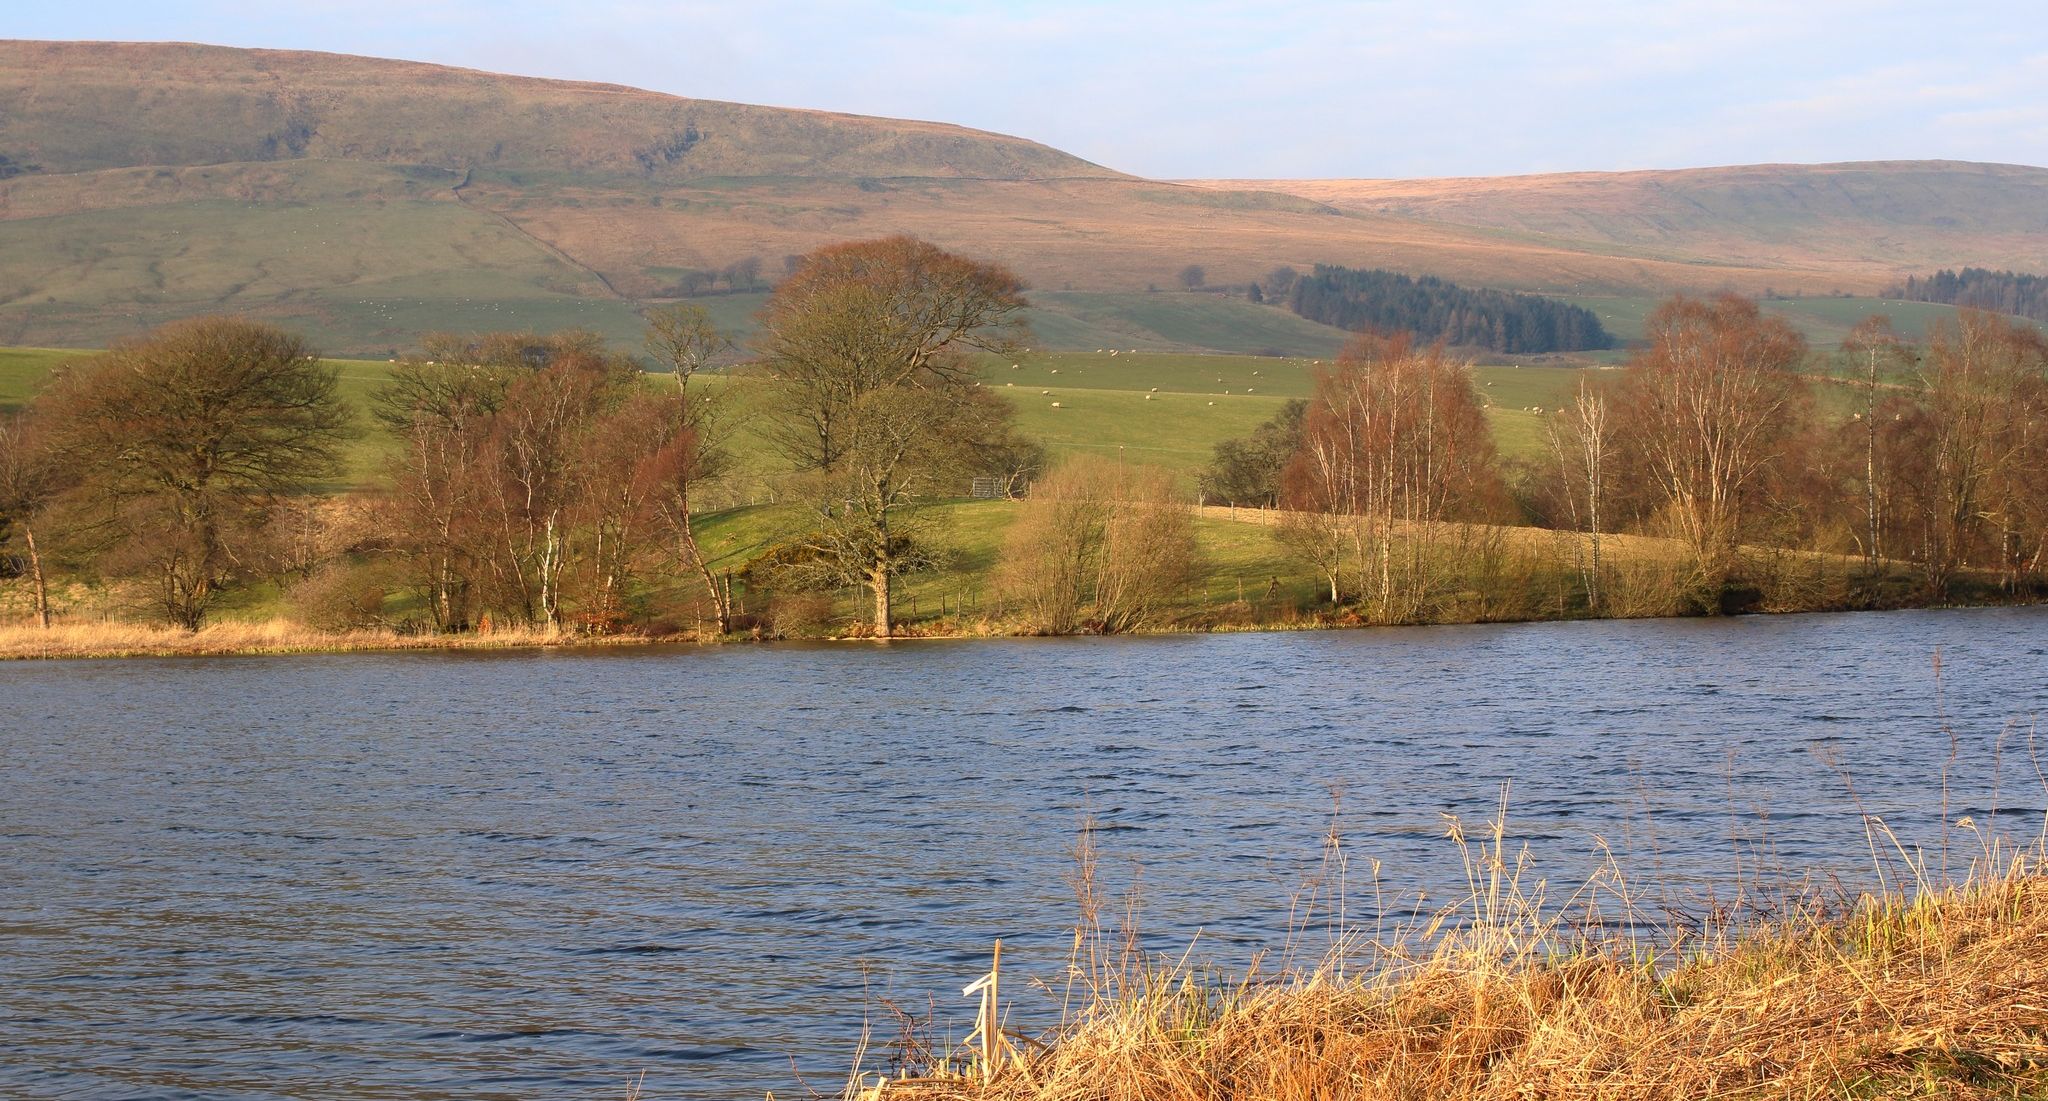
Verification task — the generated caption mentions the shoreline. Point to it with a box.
[2,592,2039,661]
[858,869,2048,1100]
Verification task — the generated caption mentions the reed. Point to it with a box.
[844,798,2048,1101]
[0,617,662,659]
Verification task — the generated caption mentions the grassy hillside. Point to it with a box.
[9,42,2044,354]
[1202,162,2048,278]
[0,40,1117,182]
[0,347,81,410]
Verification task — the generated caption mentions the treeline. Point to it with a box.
[1288,265,1612,354]
[1883,268,2048,324]
[1204,300,2048,620]
[6,275,2046,642]
[0,237,1049,640]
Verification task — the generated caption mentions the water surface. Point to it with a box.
[3,608,2044,1099]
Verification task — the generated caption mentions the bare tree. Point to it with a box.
[1200,400,1306,507]
[1611,295,1809,593]
[721,255,764,293]
[0,411,70,627]
[643,302,730,406]
[1279,332,1502,622]
[758,235,1027,475]
[1907,309,2048,592]
[755,237,1029,636]
[640,304,737,630]
[38,317,353,629]
[375,331,643,632]
[1266,265,1299,298]
[1544,377,1613,611]
[1840,316,1912,577]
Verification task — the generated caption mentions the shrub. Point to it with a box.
[286,561,389,631]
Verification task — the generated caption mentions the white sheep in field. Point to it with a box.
[1144,394,1153,401]
[1051,401,1063,408]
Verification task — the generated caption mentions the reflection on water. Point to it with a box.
[2,607,2044,1100]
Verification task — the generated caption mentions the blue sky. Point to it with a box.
[12,2,2047,178]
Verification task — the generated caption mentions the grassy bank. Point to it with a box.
[844,822,2048,1101]
[5,498,2030,660]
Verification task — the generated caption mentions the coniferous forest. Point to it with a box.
[1884,267,2048,324]
[1286,265,1612,354]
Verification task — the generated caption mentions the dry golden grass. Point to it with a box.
[849,808,2048,1101]
[0,617,669,660]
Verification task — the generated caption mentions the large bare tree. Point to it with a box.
[1612,295,1809,592]
[757,235,1027,475]
[38,317,352,629]
[1907,309,2048,592]
[756,236,1029,636]
[1278,332,1501,621]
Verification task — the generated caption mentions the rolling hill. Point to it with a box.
[1190,162,2048,290]
[4,41,2046,354]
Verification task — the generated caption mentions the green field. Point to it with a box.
[1558,293,2041,349]
[1024,291,1351,357]
[0,347,85,411]
[0,346,1591,491]
[980,351,1583,476]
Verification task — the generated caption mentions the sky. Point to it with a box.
[11,1,2048,179]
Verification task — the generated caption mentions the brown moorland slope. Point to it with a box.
[3,41,2044,352]
[0,40,1120,181]
[1192,161,2048,282]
